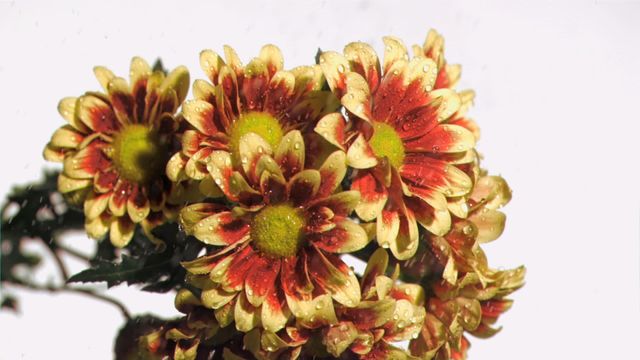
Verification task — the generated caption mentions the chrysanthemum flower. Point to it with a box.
[166,44,339,192]
[428,174,512,285]
[240,248,426,360]
[180,132,368,333]
[317,34,478,260]
[410,267,525,360]
[43,57,190,247]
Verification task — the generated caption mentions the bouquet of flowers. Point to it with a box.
[1,30,524,359]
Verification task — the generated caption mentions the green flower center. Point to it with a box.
[251,204,306,258]
[228,111,283,163]
[112,124,168,184]
[368,122,405,168]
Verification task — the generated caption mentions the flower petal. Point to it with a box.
[63,140,110,179]
[200,49,225,84]
[261,289,290,332]
[468,209,506,243]
[258,44,284,76]
[239,133,273,179]
[342,72,373,122]
[84,191,110,219]
[382,36,409,73]
[377,210,400,250]
[406,124,475,154]
[312,217,369,254]
[315,113,346,151]
[389,210,419,260]
[287,169,320,206]
[193,211,250,246]
[345,41,381,92]
[85,213,111,239]
[235,292,262,332]
[346,134,377,169]
[324,321,359,357]
[76,95,119,133]
[127,187,150,223]
[245,257,281,307]
[275,130,305,179]
[317,150,347,198]
[308,247,360,307]
[401,155,472,197]
[352,170,388,221]
[319,51,349,98]
[182,99,218,136]
[110,217,135,247]
[406,189,451,236]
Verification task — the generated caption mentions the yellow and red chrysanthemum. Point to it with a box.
[43,57,190,247]
[316,34,479,260]
[239,249,426,360]
[166,44,339,193]
[179,132,369,333]
[410,267,525,360]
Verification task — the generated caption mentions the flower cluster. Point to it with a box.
[44,29,524,359]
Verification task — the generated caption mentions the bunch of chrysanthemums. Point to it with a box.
[44,30,524,359]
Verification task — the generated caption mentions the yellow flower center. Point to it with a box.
[251,204,306,258]
[112,124,168,184]
[228,111,283,163]
[368,122,405,168]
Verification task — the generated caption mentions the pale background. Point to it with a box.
[1,0,639,359]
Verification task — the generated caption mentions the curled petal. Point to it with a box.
[342,72,373,122]
[286,293,337,329]
[84,192,110,220]
[239,133,273,179]
[201,284,236,310]
[200,49,225,84]
[345,41,381,92]
[406,189,451,236]
[258,44,284,76]
[347,134,377,169]
[160,65,190,104]
[319,51,349,97]
[389,210,419,260]
[377,210,400,250]
[468,209,506,243]
[382,36,409,74]
[85,213,111,239]
[127,187,150,223]
[315,113,347,150]
[324,322,358,357]
[343,299,396,330]
[50,125,84,149]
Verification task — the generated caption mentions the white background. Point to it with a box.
[1,0,639,359]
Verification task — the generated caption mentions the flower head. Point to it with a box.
[166,44,340,192]
[180,133,369,333]
[43,57,190,247]
[317,32,479,260]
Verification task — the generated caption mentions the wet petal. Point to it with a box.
[63,140,110,179]
[346,134,377,169]
[287,169,320,206]
[76,95,119,133]
[261,289,290,332]
[200,49,225,84]
[110,217,135,247]
[275,130,305,179]
[377,210,400,250]
[192,211,250,246]
[352,170,388,221]
[235,292,261,332]
[342,299,395,329]
[406,124,475,154]
[382,36,409,74]
[182,99,218,136]
[319,51,349,97]
[345,41,381,92]
[308,247,360,307]
[245,257,281,307]
[312,217,368,254]
[342,72,373,122]
[317,150,347,198]
[315,113,347,150]
[389,210,419,260]
[405,189,451,236]
[324,322,358,357]
[401,155,472,197]
[468,208,506,243]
